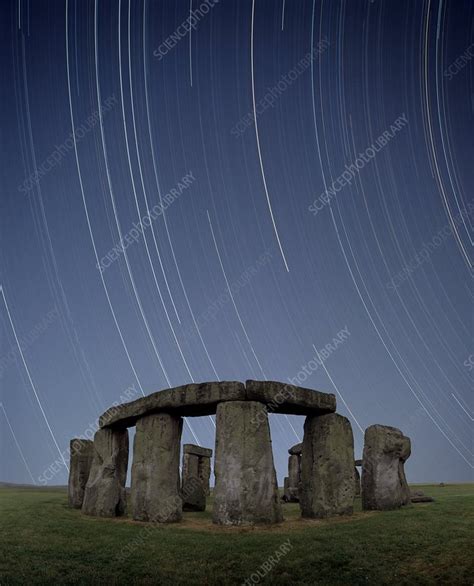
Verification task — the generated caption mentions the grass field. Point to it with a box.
[0,484,472,585]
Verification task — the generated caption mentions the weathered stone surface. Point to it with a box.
[300,413,355,518]
[182,477,206,511]
[130,413,183,522]
[182,452,206,511]
[288,454,300,487]
[99,381,245,427]
[283,477,290,501]
[213,401,282,525]
[283,454,301,502]
[183,444,213,458]
[288,442,303,455]
[199,455,211,496]
[99,380,336,428]
[354,466,361,496]
[361,425,411,511]
[68,439,94,509]
[82,428,128,517]
[181,443,212,508]
[410,489,434,503]
[245,380,336,416]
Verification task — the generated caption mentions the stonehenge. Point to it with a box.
[361,425,411,510]
[67,439,94,508]
[131,413,183,522]
[300,413,355,518]
[66,380,413,526]
[182,444,212,511]
[82,428,129,517]
[283,443,302,502]
[213,401,282,525]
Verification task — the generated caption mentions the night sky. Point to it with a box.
[0,0,472,487]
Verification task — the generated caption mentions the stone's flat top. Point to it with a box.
[288,443,302,455]
[183,444,213,458]
[245,380,336,416]
[354,459,362,467]
[99,380,336,428]
[99,381,245,428]
[70,439,93,452]
[364,424,411,460]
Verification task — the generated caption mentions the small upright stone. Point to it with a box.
[361,424,411,510]
[354,466,361,496]
[131,413,183,522]
[213,401,282,525]
[283,443,302,502]
[300,413,355,518]
[181,444,213,512]
[82,428,128,517]
[199,454,212,496]
[68,439,94,508]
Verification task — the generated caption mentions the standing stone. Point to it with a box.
[181,444,212,511]
[354,466,361,496]
[300,413,355,518]
[68,439,94,508]
[283,477,290,500]
[213,401,282,525]
[283,447,302,502]
[362,425,411,510]
[131,413,183,522]
[182,453,205,511]
[199,454,212,496]
[82,428,128,517]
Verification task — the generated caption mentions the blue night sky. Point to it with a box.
[0,0,472,487]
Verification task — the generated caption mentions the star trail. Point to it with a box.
[0,0,472,487]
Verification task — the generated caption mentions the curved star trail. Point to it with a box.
[1,0,472,487]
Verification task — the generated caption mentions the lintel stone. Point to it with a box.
[99,381,245,427]
[288,442,303,455]
[99,380,336,429]
[245,380,336,415]
[183,444,213,458]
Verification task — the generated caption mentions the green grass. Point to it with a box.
[0,484,473,585]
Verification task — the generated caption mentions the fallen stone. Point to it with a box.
[410,489,434,503]
[300,413,355,518]
[82,428,128,517]
[245,380,336,415]
[130,413,183,522]
[361,424,411,511]
[213,401,282,525]
[354,459,362,467]
[411,495,434,503]
[68,439,94,509]
[99,381,245,427]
